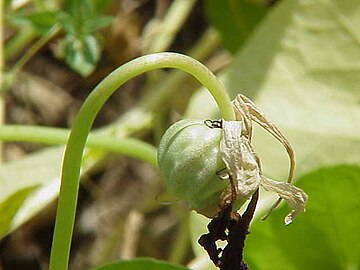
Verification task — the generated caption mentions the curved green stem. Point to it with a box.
[0,125,157,166]
[49,52,234,270]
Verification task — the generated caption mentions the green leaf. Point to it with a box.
[94,258,190,270]
[56,0,113,75]
[245,165,360,270]
[58,11,113,37]
[64,0,94,18]
[0,147,63,239]
[0,185,39,236]
[204,0,267,53]
[186,0,360,182]
[62,0,112,33]
[84,15,113,33]
[62,34,100,76]
[57,12,77,35]
[64,0,109,17]
[6,10,57,34]
[92,0,112,13]
[20,11,58,34]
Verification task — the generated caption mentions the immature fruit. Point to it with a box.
[157,98,308,224]
[157,119,228,217]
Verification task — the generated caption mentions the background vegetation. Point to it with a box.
[1,0,359,269]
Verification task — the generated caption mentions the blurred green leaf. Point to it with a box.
[64,0,108,17]
[58,11,112,37]
[94,258,190,270]
[62,0,112,33]
[204,0,267,53]
[245,165,360,270]
[92,0,112,13]
[21,11,58,33]
[0,147,63,239]
[0,185,39,236]
[61,34,100,76]
[186,0,360,181]
[64,0,94,18]
[56,0,113,76]
[85,15,113,33]
[58,12,77,35]
[6,11,57,33]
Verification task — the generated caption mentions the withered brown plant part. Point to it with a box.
[198,190,258,270]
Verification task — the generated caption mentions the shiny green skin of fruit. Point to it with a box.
[157,119,228,217]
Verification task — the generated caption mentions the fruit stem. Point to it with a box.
[49,52,234,270]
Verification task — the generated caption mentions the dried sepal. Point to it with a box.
[220,95,308,224]
[260,177,308,225]
[220,120,262,204]
[233,94,295,183]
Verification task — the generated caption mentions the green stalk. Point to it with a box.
[49,52,234,270]
[168,208,190,264]
[147,0,196,53]
[103,27,221,138]
[141,28,221,112]
[0,125,157,166]
[0,0,4,161]
[11,25,60,74]
[2,24,60,92]
[4,27,37,60]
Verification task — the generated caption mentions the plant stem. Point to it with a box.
[147,0,196,53]
[0,0,4,161]
[4,27,37,60]
[168,207,190,264]
[141,28,221,112]
[49,52,234,270]
[12,25,60,74]
[2,24,60,92]
[104,27,221,139]
[0,125,157,166]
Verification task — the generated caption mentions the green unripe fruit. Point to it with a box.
[157,119,228,217]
